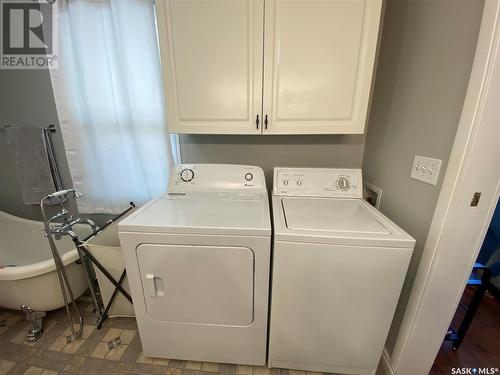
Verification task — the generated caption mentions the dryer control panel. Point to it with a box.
[169,164,267,193]
[273,168,363,198]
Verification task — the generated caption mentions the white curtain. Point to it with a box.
[50,0,177,214]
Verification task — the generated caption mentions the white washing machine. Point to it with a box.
[119,164,271,365]
[268,168,415,375]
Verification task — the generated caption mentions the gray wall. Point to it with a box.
[362,0,484,355]
[180,134,365,187]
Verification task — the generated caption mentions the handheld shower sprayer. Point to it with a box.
[47,188,83,200]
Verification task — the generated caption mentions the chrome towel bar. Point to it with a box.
[1,124,57,133]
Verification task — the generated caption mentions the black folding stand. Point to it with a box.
[71,202,136,329]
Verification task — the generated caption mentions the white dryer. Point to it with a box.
[119,164,271,365]
[268,168,415,375]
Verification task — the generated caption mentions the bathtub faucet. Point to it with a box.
[48,208,70,224]
[79,218,98,232]
[40,189,92,343]
[51,217,98,240]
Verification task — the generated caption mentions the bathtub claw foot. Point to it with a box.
[21,305,46,343]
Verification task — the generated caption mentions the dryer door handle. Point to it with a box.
[145,273,157,297]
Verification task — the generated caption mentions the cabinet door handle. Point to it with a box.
[256,114,260,129]
[264,114,269,130]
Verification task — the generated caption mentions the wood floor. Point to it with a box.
[430,286,500,374]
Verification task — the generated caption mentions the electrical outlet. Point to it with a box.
[410,155,442,185]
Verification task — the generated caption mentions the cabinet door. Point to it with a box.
[156,0,264,134]
[263,0,382,134]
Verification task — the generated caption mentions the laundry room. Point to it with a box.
[0,1,499,375]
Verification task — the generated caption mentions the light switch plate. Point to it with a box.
[410,155,442,185]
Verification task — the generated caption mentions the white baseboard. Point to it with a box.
[378,348,395,375]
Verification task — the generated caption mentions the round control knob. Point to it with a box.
[180,168,194,182]
[336,177,350,191]
[245,172,253,181]
[283,179,289,185]
[296,180,302,186]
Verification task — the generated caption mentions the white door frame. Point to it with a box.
[380,1,500,374]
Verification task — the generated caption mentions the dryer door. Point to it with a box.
[136,244,255,326]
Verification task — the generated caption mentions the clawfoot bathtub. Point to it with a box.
[0,210,88,312]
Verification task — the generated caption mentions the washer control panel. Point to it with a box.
[273,168,363,198]
[169,164,266,193]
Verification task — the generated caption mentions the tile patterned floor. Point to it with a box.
[0,298,328,375]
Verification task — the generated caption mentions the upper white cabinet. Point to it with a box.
[263,0,382,134]
[156,0,264,134]
[156,0,382,135]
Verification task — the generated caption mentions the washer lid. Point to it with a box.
[118,192,271,236]
[274,196,415,248]
[282,197,390,234]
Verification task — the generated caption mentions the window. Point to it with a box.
[50,0,177,213]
